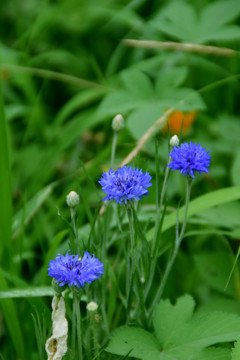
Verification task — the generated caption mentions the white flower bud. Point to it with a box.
[170,135,180,147]
[112,114,124,132]
[66,191,79,208]
[86,301,98,312]
[45,295,68,360]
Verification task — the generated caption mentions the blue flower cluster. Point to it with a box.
[168,141,211,178]
[99,165,152,204]
[48,252,104,288]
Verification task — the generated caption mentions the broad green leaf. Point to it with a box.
[151,2,198,42]
[0,286,55,298]
[121,69,154,99]
[194,253,236,297]
[97,90,144,115]
[162,186,240,233]
[127,102,165,140]
[232,338,240,360]
[106,295,240,360]
[153,295,195,346]
[192,347,231,360]
[106,327,160,360]
[155,67,188,95]
[200,0,240,29]
[231,152,240,186]
[147,186,240,240]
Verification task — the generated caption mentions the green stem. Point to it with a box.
[73,292,83,360]
[91,315,99,360]
[70,207,78,253]
[126,204,135,310]
[144,154,171,301]
[111,131,118,169]
[148,177,192,317]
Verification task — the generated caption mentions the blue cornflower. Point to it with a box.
[48,252,104,288]
[99,165,152,204]
[168,141,211,178]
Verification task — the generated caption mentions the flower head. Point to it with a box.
[99,165,152,204]
[48,252,104,288]
[168,141,211,178]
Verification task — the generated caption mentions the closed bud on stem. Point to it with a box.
[86,301,98,312]
[170,134,180,147]
[66,191,79,208]
[112,114,124,132]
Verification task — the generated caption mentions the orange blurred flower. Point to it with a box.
[163,110,197,135]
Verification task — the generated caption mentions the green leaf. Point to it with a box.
[194,252,236,297]
[0,78,12,264]
[106,327,160,360]
[162,186,240,233]
[0,270,25,358]
[194,347,231,360]
[232,338,240,360]
[231,152,240,186]
[127,102,165,140]
[153,295,195,346]
[121,69,154,99]
[106,295,240,360]
[155,67,188,95]
[12,183,55,238]
[147,186,240,241]
[200,0,240,29]
[0,286,55,298]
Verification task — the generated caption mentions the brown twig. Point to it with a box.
[123,39,238,57]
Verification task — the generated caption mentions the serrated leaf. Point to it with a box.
[153,295,195,346]
[231,152,240,186]
[155,67,188,95]
[232,338,240,360]
[126,102,165,140]
[106,327,160,360]
[106,295,240,360]
[121,69,154,99]
[97,90,144,115]
[200,0,240,29]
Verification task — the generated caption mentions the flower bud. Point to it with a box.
[66,191,79,208]
[86,301,98,312]
[112,114,124,132]
[170,135,180,147]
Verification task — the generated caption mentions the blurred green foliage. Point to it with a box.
[1,0,240,358]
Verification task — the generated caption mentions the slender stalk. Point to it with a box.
[73,292,83,360]
[111,131,118,169]
[70,207,78,253]
[148,177,193,316]
[91,314,100,360]
[144,153,172,301]
[126,204,136,310]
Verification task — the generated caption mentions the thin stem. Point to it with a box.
[148,177,193,317]
[91,314,100,360]
[74,292,83,360]
[151,154,171,256]
[126,204,135,310]
[123,39,238,57]
[111,131,118,169]
[144,153,172,301]
[70,207,78,253]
